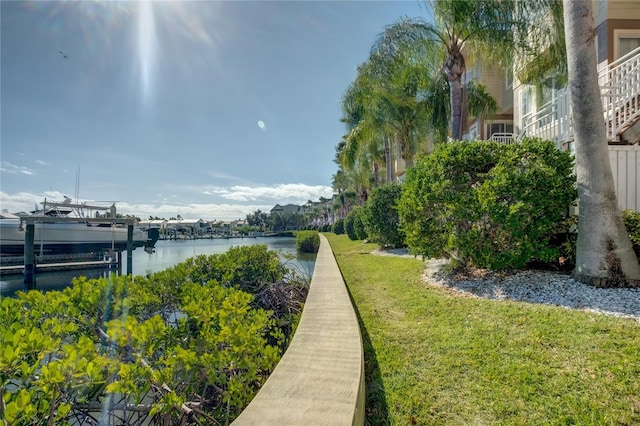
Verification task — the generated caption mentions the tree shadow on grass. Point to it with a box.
[346,286,391,426]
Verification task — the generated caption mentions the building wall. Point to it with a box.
[594,0,640,65]
[595,0,640,26]
[596,19,640,63]
[517,1,639,140]
[462,62,514,140]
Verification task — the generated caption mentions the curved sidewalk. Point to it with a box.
[232,234,365,425]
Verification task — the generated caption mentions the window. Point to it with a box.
[464,67,476,84]
[614,29,640,60]
[486,122,514,138]
[620,37,640,57]
[520,88,531,118]
[504,70,513,90]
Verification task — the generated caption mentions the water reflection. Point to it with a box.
[1,237,315,298]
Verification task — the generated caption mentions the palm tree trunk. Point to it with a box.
[402,127,414,169]
[385,137,393,183]
[449,73,464,140]
[564,0,640,287]
[444,46,466,140]
[373,162,380,187]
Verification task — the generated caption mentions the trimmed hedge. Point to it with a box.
[332,218,345,235]
[363,184,405,248]
[345,207,368,241]
[399,139,576,270]
[296,230,320,253]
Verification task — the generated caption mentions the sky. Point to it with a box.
[1,0,427,220]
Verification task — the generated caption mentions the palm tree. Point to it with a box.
[340,48,443,187]
[371,0,517,140]
[366,47,437,169]
[340,62,393,184]
[563,0,640,287]
[334,135,376,205]
[516,0,567,89]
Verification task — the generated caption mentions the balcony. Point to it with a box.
[522,46,640,147]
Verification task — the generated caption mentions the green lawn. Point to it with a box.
[325,234,640,426]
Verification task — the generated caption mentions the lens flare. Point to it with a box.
[137,1,157,106]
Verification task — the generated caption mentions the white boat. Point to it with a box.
[0,199,159,257]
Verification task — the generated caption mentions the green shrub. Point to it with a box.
[399,139,576,269]
[296,230,320,253]
[622,209,640,258]
[551,211,638,269]
[363,184,405,248]
[0,243,312,425]
[276,230,295,237]
[554,215,578,270]
[182,244,288,292]
[345,207,368,241]
[354,209,368,240]
[345,208,360,240]
[332,218,345,235]
[345,212,356,240]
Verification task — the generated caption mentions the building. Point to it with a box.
[513,0,640,148]
[461,62,514,143]
[458,0,639,211]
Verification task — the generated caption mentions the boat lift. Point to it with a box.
[21,216,137,290]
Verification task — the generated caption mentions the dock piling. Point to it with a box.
[127,225,133,276]
[24,223,36,290]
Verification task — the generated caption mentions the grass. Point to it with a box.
[325,234,640,426]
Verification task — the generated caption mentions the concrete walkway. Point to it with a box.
[232,234,365,425]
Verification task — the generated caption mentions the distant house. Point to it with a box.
[164,218,208,237]
[231,219,248,228]
[270,204,302,215]
[270,204,305,231]
[137,219,167,230]
[302,197,336,227]
[209,219,246,236]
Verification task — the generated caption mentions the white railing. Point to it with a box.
[521,89,571,149]
[601,47,640,139]
[522,46,640,145]
[488,132,517,144]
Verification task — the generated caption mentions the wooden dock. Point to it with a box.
[0,259,117,276]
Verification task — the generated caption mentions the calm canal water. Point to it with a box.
[0,236,316,298]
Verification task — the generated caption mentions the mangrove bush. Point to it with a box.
[0,245,309,425]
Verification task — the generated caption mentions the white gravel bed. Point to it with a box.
[423,258,640,321]
[371,249,640,322]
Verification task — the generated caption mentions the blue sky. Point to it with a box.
[1,0,426,220]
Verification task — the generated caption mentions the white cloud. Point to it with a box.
[0,185,333,221]
[0,191,59,213]
[214,183,333,203]
[116,202,274,221]
[158,182,334,205]
[36,160,52,167]
[0,191,269,221]
[208,171,244,181]
[0,161,34,175]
